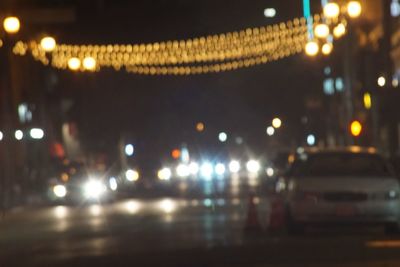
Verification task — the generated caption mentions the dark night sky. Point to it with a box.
[11,0,328,162]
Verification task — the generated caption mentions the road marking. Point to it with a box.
[366,240,400,248]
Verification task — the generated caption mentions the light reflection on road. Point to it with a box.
[89,204,102,216]
[54,206,68,219]
[124,200,141,214]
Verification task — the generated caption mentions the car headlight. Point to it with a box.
[229,160,241,173]
[125,169,139,182]
[109,177,118,191]
[53,184,67,198]
[246,160,260,173]
[83,180,107,199]
[200,162,213,180]
[158,167,172,180]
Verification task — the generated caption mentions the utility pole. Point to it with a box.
[381,0,399,156]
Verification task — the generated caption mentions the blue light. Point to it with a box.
[392,0,400,17]
[323,78,335,95]
[125,144,134,156]
[303,0,311,18]
[307,134,316,146]
[335,78,344,92]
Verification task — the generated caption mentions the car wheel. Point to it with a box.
[385,223,400,235]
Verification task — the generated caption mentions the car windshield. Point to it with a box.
[291,153,393,177]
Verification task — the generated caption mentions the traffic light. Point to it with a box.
[350,120,362,137]
[171,149,181,159]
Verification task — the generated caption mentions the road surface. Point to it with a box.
[2,195,400,267]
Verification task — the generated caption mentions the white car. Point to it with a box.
[279,147,400,234]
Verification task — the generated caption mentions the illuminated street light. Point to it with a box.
[323,3,340,18]
[266,126,275,136]
[347,1,362,18]
[377,76,386,87]
[305,41,319,56]
[83,56,97,71]
[125,144,134,156]
[333,23,346,38]
[40,36,57,52]
[3,16,20,34]
[218,132,228,142]
[196,122,205,132]
[68,57,81,71]
[350,120,363,137]
[30,128,44,139]
[0,131,3,141]
[322,43,333,55]
[363,93,372,110]
[314,24,330,39]
[264,8,276,18]
[307,134,316,146]
[272,118,282,129]
[15,130,23,140]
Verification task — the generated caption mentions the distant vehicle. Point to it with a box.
[278,147,400,234]
[50,169,117,204]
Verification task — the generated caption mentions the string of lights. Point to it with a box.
[12,12,351,75]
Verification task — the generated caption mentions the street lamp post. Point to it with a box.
[0,16,21,209]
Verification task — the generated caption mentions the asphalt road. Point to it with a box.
[2,195,400,267]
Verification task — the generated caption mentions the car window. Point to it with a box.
[290,153,393,177]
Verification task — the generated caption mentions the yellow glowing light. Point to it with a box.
[314,24,330,39]
[16,14,328,75]
[3,16,20,34]
[350,120,362,137]
[347,1,362,18]
[323,3,340,18]
[196,122,205,132]
[68,57,81,71]
[363,93,372,110]
[322,43,333,55]
[83,56,97,71]
[272,118,282,129]
[40,36,56,52]
[61,172,69,182]
[333,23,346,38]
[305,41,319,56]
[366,240,400,248]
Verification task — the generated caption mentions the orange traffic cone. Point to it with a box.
[267,196,286,232]
[244,194,262,233]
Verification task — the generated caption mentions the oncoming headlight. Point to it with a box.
[84,180,107,199]
[53,184,67,198]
